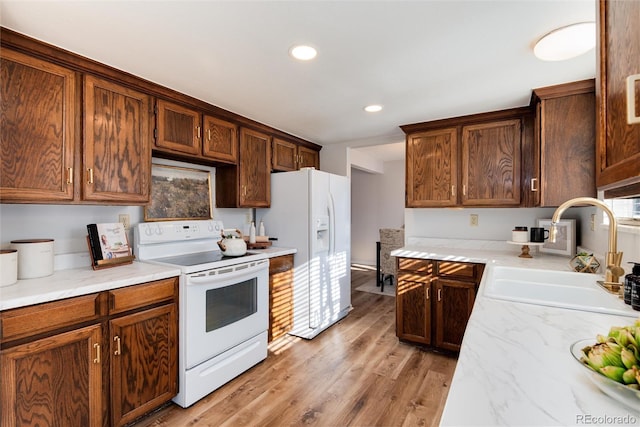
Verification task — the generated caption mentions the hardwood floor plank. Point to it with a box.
[133,266,457,427]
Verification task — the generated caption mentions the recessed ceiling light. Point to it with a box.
[289,45,317,61]
[364,104,383,113]
[533,22,596,61]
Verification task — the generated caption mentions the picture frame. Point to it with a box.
[536,219,576,256]
[144,164,212,221]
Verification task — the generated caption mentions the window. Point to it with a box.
[604,196,640,227]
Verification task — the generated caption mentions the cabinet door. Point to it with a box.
[1,48,76,202]
[269,254,294,342]
[596,0,640,190]
[539,91,596,206]
[272,138,297,172]
[203,115,238,164]
[396,267,432,345]
[155,99,202,156]
[298,145,320,170]
[406,128,457,207]
[433,278,476,352]
[110,304,177,427]
[83,75,151,203]
[461,119,521,206]
[239,128,271,207]
[0,325,103,427]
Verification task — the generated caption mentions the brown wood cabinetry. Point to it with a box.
[596,0,640,194]
[403,109,527,207]
[155,99,202,156]
[216,127,271,208]
[396,257,483,352]
[268,254,294,342]
[461,119,521,206]
[0,277,178,427]
[530,79,596,207]
[272,138,320,171]
[0,48,77,202]
[155,100,239,164]
[83,75,151,204]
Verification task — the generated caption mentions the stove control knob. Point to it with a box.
[144,224,153,236]
[155,224,163,235]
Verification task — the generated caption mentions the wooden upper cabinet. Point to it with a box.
[406,128,457,207]
[272,138,320,171]
[532,80,596,207]
[461,119,521,206]
[298,145,320,169]
[0,48,76,202]
[203,115,238,164]
[596,0,640,192]
[155,99,202,156]
[83,75,151,203]
[239,128,271,207]
[272,138,298,171]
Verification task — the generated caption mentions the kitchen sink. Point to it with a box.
[483,266,636,317]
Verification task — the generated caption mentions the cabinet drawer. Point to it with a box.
[1,293,104,343]
[109,277,178,315]
[269,254,294,274]
[437,261,481,281]
[397,258,433,273]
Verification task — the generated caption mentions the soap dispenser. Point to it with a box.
[625,262,640,309]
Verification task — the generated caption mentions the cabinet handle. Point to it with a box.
[196,126,201,139]
[87,168,94,184]
[93,343,100,364]
[451,185,455,196]
[627,74,640,124]
[426,287,430,299]
[437,288,442,301]
[242,185,247,197]
[207,128,211,141]
[66,167,73,185]
[531,178,538,192]
[462,185,466,196]
[114,336,121,356]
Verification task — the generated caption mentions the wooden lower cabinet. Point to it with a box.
[1,324,103,427]
[396,257,483,352]
[0,277,178,427]
[268,254,294,342]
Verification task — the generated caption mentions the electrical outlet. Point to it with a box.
[590,213,596,231]
[118,214,130,231]
[245,212,252,224]
[470,214,479,227]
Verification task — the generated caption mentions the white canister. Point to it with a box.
[10,239,54,279]
[511,227,529,243]
[0,249,18,287]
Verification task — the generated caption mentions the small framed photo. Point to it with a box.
[536,219,576,256]
[144,164,212,221]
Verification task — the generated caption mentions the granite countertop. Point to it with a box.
[391,240,640,426]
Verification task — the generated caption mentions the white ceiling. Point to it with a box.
[0,0,596,160]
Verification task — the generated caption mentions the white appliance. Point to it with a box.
[134,220,269,408]
[258,168,351,339]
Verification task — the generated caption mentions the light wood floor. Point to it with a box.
[134,265,457,427]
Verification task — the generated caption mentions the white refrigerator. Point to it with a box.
[258,168,351,339]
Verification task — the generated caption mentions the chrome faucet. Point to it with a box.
[550,197,624,284]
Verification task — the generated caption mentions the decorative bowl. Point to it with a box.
[571,339,640,414]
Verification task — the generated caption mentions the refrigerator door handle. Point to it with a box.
[328,192,336,255]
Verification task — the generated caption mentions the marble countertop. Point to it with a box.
[391,241,640,426]
[0,261,181,311]
[0,246,298,312]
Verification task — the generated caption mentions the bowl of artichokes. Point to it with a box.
[571,319,640,414]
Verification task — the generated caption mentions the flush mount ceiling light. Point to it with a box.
[364,104,383,113]
[289,45,317,61]
[533,22,596,61]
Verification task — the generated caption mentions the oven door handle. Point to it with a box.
[187,260,268,284]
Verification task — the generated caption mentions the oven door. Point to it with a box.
[184,259,269,369]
